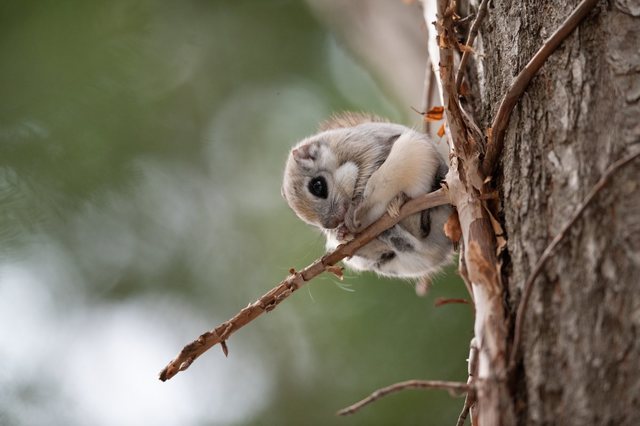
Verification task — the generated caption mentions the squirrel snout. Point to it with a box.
[322,217,342,229]
[321,200,349,229]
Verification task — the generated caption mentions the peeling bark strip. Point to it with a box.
[159,189,450,381]
[434,0,514,423]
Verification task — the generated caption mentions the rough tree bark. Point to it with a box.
[463,0,640,424]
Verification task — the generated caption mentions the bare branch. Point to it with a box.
[337,379,472,417]
[482,0,599,177]
[508,150,640,371]
[455,0,490,91]
[457,338,479,426]
[159,188,451,382]
[456,392,472,426]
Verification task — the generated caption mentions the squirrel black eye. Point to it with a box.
[308,176,328,199]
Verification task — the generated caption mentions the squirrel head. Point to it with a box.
[282,132,359,230]
[282,113,404,231]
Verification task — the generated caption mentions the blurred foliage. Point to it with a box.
[0,1,471,425]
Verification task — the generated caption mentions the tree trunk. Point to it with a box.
[467,0,640,424]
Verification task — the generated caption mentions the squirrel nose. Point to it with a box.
[322,201,348,229]
[322,217,341,229]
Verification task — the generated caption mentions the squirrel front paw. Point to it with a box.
[345,193,407,234]
[345,198,385,234]
[336,224,354,242]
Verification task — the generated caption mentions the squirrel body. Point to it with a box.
[282,113,453,278]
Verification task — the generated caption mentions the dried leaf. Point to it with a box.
[444,210,462,245]
[424,106,445,122]
[437,123,446,138]
[467,240,499,292]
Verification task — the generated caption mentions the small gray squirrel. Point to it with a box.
[282,112,453,279]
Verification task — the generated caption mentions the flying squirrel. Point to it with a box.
[282,112,453,279]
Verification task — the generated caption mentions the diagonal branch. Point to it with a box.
[482,0,599,177]
[159,188,451,382]
[508,150,640,371]
[337,379,472,417]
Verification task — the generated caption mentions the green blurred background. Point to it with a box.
[0,1,472,425]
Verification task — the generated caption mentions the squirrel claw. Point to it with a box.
[386,193,407,219]
[336,224,353,241]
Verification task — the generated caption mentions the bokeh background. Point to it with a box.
[0,1,472,425]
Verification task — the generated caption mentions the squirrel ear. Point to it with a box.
[292,142,318,170]
[292,142,316,161]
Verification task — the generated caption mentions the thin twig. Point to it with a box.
[482,0,599,177]
[457,393,472,426]
[458,242,474,302]
[457,338,479,426]
[455,0,489,91]
[159,188,451,381]
[508,151,640,371]
[337,379,472,416]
